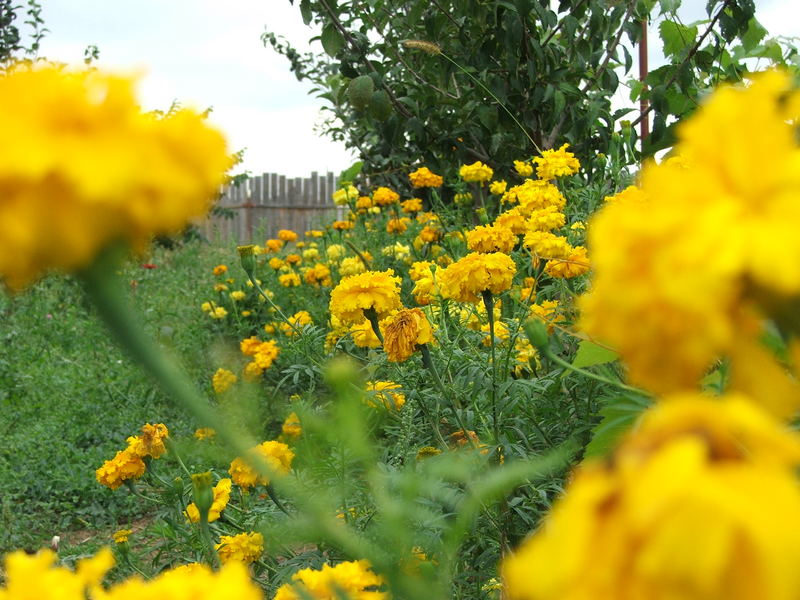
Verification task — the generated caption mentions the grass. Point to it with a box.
[0,238,237,553]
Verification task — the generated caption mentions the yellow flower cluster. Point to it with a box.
[185,478,232,523]
[502,394,800,600]
[503,179,566,214]
[466,224,517,254]
[383,308,434,362]
[0,65,230,291]
[228,440,294,488]
[365,381,406,410]
[438,252,516,303]
[281,310,313,336]
[215,531,264,565]
[372,186,400,205]
[459,161,494,183]
[279,272,301,287]
[580,70,800,395]
[212,368,237,394]
[532,143,580,180]
[278,229,298,242]
[329,270,402,325]
[303,263,332,286]
[273,560,386,600]
[339,255,368,277]
[408,166,443,188]
[240,337,280,378]
[96,423,168,490]
[513,160,533,177]
[332,185,359,206]
[401,197,423,212]
[489,180,508,195]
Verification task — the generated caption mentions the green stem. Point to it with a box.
[363,307,384,344]
[482,291,500,443]
[542,347,644,395]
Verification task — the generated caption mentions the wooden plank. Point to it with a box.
[310,171,319,206]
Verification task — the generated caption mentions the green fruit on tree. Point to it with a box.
[368,90,392,121]
[347,75,374,111]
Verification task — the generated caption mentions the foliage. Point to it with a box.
[0,0,46,63]
[265,0,796,187]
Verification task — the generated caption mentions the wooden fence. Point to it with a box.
[201,171,342,243]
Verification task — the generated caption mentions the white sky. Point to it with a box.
[35,0,799,179]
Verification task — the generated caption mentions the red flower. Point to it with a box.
[141,263,157,269]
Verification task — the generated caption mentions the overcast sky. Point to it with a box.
[36,1,799,178]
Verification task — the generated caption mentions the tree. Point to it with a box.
[266,0,796,187]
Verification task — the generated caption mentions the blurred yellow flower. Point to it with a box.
[212,368,237,394]
[0,65,230,290]
[185,478,232,523]
[409,166,443,188]
[273,559,386,600]
[229,440,294,488]
[216,532,264,565]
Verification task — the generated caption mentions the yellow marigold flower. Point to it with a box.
[502,394,800,600]
[603,183,647,204]
[278,229,298,242]
[243,360,264,381]
[213,283,229,292]
[523,231,572,260]
[418,225,441,244]
[279,272,301,287]
[126,423,169,459]
[513,337,540,376]
[494,208,528,235]
[381,242,411,261]
[438,252,516,303]
[330,270,402,325]
[355,195,373,210]
[326,244,346,262]
[481,319,510,347]
[113,529,132,544]
[417,211,439,224]
[366,381,406,410]
[286,253,301,265]
[339,255,367,277]
[544,246,590,278]
[303,263,332,286]
[467,224,517,254]
[274,559,386,600]
[383,308,434,362]
[212,264,228,276]
[253,340,280,369]
[229,440,294,488]
[240,336,262,356]
[265,239,284,253]
[209,306,228,319]
[0,548,114,598]
[96,448,145,490]
[212,368,237,394]
[185,478,232,523]
[350,317,384,348]
[532,143,580,180]
[581,72,800,396]
[529,300,562,334]
[507,179,566,214]
[489,180,508,195]
[302,247,320,261]
[306,229,324,238]
[194,427,216,440]
[268,257,284,270]
[409,166,443,188]
[513,159,534,177]
[459,161,494,183]
[401,197,424,213]
[200,301,213,313]
[412,275,439,306]
[282,412,302,440]
[215,532,264,565]
[0,66,230,291]
[386,217,411,234]
[525,205,566,232]
[409,261,434,281]
[332,184,359,206]
[570,220,586,231]
[332,219,354,231]
[372,186,400,205]
[230,290,246,301]
[281,310,313,336]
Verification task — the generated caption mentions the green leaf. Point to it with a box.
[659,19,698,59]
[572,340,619,369]
[658,0,681,16]
[339,161,363,182]
[584,395,651,458]
[299,0,313,25]
[741,17,767,52]
[321,23,345,57]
